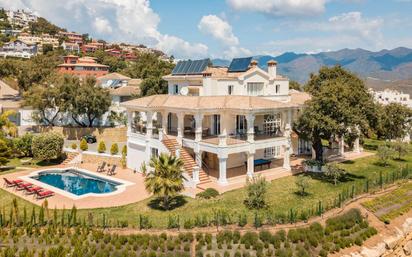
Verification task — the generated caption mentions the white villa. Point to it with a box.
[369,88,412,108]
[121,58,313,187]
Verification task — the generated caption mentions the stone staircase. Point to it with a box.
[162,138,211,186]
[62,152,80,166]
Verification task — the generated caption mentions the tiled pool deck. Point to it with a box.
[1,163,150,209]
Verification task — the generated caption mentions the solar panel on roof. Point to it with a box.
[172,59,210,75]
[228,57,253,72]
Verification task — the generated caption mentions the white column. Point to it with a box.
[246,113,255,143]
[161,112,168,135]
[353,137,360,153]
[177,113,184,145]
[195,150,202,167]
[127,111,133,133]
[218,156,228,185]
[339,135,345,156]
[192,166,200,184]
[283,124,291,171]
[146,111,153,139]
[247,152,254,177]
[194,113,204,142]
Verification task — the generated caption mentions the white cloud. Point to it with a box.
[226,0,326,16]
[324,12,383,40]
[198,15,239,45]
[197,14,251,59]
[93,17,112,34]
[0,0,207,59]
[223,46,252,59]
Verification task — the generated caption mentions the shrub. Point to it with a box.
[377,144,394,166]
[110,143,119,155]
[295,175,310,196]
[97,141,106,153]
[71,143,77,150]
[0,139,11,166]
[80,139,88,151]
[196,188,219,199]
[244,175,268,209]
[13,133,34,157]
[32,132,64,162]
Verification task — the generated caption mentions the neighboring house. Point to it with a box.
[58,31,83,44]
[121,57,317,187]
[369,88,412,108]
[96,72,141,107]
[105,48,137,61]
[57,55,109,77]
[18,33,59,51]
[81,40,105,54]
[6,9,37,29]
[61,41,80,53]
[0,40,37,58]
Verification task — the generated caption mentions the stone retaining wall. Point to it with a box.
[32,126,127,142]
[81,151,122,166]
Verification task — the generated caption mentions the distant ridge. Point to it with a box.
[212,47,412,85]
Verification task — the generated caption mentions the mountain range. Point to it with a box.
[212,47,412,94]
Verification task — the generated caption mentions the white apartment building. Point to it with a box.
[121,58,312,187]
[369,88,412,108]
[0,40,37,59]
[18,33,59,51]
[6,10,37,29]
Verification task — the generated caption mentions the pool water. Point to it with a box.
[33,169,121,196]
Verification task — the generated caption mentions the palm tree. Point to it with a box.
[144,153,185,210]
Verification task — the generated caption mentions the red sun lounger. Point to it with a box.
[3,178,23,187]
[25,186,43,195]
[36,190,54,199]
[16,182,33,191]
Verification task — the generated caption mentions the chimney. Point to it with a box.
[250,59,258,68]
[267,60,277,78]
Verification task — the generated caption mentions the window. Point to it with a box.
[228,85,234,95]
[264,146,281,158]
[236,115,247,134]
[174,85,179,94]
[213,115,221,135]
[151,148,159,158]
[263,113,281,135]
[275,84,280,94]
[247,82,263,96]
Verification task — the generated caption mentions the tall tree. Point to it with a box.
[69,77,111,127]
[377,103,412,140]
[122,52,174,96]
[295,66,376,161]
[145,153,185,210]
[23,75,72,126]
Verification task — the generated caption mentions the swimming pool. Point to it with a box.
[31,169,123,196]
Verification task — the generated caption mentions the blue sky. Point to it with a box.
[1,0,412,59]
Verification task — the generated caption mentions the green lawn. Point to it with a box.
[0,139,410,228]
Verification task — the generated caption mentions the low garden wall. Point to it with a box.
[32,126,127,142]
[81,151,122,166]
